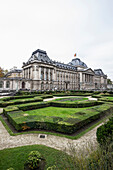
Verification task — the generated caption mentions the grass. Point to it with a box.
[0,139,113,170]
[0,145,65,170]
[8,106,95,125]
[52,97,88,103]
[10,104,111,125]
[0,112,110,139]
[25,106,91,118]
[99,96,113,102]
[106,96,113,100]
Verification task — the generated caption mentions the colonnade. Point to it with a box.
[82,73,94,83]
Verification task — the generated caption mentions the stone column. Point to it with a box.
[44,68,46,81]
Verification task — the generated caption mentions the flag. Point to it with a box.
[74,53,77,57]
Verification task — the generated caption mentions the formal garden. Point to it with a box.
[0,90,113,169]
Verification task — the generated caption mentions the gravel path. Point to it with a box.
[44,96,97,102]
[0,96,99,154]
[0,120,99,154]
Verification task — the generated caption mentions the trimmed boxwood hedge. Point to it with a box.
[91,95,103,98]
[99,97,113,103]
[40,95,53,99]
[4,103,113,134]
[0,97,43,107]
[96,116,113,145]
[0,95,39,101]
[0,94,53,101]
[18,102,50,111]
[3,106,19,116]
[54,93,92,97]
[50,100,104,108]
[3,100,104,113]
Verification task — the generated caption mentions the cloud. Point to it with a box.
[0,0,113,80]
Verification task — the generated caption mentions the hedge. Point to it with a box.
[54,93,92,97]
[3,106,19,116]
[40,95,53,99]
[96,116,113,145]
[99,97,113,103]
[50,101,104,108]
[4,103,113,134]
[18,102,50,111]
[3,100,104,113]
[1,95,41,101]
[0,97,43,107]
[91,95,102,98]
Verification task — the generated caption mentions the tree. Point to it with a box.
[107,78,112,84]
[0,67,8,77]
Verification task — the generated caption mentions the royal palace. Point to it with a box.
[0,49,107,91]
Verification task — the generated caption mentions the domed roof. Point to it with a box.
[68,58,87,68]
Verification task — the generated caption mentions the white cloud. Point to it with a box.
[0,0,113,80]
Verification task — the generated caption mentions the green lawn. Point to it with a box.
[106,97,113,100]
[0,145,65,170]
[7,103,113,134]
[25,106,95,120]
[52,97,88,103]
[10,106,99,124]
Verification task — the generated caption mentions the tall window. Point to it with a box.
[6,81,10,88]
[0,81,3,88]
[41,68,44,80]
[41,82,44,90]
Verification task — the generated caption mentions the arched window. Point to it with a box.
[0,81,3,88]
[6,81,10,88]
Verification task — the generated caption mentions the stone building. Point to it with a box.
[0,67,30,91]
[0,49,107,91]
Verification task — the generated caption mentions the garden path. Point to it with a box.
[0,120,99,154]
[44,96,97,101]
[0,96,99,154]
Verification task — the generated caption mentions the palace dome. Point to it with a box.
[68,58,87,68]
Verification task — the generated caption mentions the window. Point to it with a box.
[0,81,3,88]
[6,81,10,88]
[41,82,44,90]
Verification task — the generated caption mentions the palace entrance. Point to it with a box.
[22,82,25,89]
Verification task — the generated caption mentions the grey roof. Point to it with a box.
[5,69,22,77]
[28,49,53,64]
[9,69,22,73]
[24,49,77,71]
[68,58,88,68]
[53,61,77,71]
[94,69,105,76]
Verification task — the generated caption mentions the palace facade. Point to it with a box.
[0,49,107,91]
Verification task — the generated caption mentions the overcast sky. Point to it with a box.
[0,0,113,80]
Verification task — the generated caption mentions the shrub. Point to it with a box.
[24,151,45,170]
[18,102,50,111]
[5,103,113,133]
[0,100,4,107]
[50,100,103,108]
[47,165,56,170]
[0,97,43,107]
[96,117,113,145]
[3,106,19,116]
[40,95,53,99]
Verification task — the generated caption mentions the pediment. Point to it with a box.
[83,68,95,75]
